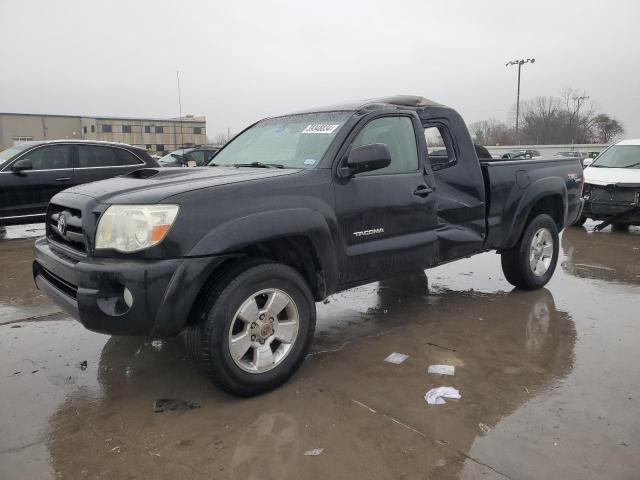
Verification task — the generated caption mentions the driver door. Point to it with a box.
[333,114,438,286]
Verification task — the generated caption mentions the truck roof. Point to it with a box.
[290,95,444,115]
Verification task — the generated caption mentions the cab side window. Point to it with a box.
[352,116,419,175]
[20,145,73,170]
[424,125,456,170]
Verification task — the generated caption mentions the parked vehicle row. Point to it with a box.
[0,140,159,226]
[33,95,584,396]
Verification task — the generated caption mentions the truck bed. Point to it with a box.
[480,157,584,250]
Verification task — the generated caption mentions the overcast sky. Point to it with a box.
[1,0,638,139]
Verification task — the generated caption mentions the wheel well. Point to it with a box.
[528,194,564,230]
[183,236,325,328]
[234,236,325,300]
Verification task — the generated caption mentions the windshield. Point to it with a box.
[209,112,351,168]
[591,145,640,168]
[158,149,189,166]
[0,144,31,169]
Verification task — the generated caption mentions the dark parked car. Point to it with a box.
[34,95,584,396]
[553,151,583,159]
[502,149,542,159]
[0,140,158,226]
[158,146,220,167]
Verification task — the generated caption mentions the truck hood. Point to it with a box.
[66,166,300,204]
[584,166,640,187]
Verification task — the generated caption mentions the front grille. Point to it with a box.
[590,186,639,204]
[47,203,87,254]
[39,266,78,299]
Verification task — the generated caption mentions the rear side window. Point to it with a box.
[113,148,143,166]
[424,125,456,170]
[20,145,73,170]
[352,116,419,175]
[78,145,117,167]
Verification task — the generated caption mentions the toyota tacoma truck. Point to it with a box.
[33,96,584,396]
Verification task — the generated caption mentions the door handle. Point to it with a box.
[413,185,432,197]
[56,177,72,182]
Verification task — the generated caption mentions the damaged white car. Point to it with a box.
[576,139,640,230]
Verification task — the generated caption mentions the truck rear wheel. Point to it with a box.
[501,213,559,290]
[185,259,316,396]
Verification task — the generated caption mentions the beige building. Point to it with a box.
[0,113,206,154]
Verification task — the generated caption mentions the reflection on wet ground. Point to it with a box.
[1,220,639,479]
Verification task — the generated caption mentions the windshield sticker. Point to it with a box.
[303,158,317,166]
[302,124,340,134]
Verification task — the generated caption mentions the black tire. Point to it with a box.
[572,215,587,227]
[184,259,316,396]
[501,213,560,290]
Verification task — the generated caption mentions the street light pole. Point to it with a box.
[506,58,535,144]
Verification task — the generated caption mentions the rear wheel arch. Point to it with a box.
[507,180,567,248]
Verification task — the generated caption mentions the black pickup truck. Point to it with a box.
[33,96,584,396]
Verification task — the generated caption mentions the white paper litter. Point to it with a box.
[384,352,409,364]
[424,387,461,405]
[304,448,324,456]
[428,364,455,376]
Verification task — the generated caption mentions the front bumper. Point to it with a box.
[33,238,226,337]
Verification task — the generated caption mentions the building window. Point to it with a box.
[156,144,165,152]
[155,126,164,134]
[144,126,151,133]
[194,127,202,135]
[101,124,112,133]
[91,125,95,133]
[83,126,87,134]
[122,125,132,133]
[145,144,152,150]
[12,136,34,145]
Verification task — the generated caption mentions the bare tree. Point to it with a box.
[491,89,623,144]
[519,96,565,144]
[212,132,229,146]
[468,119,516,145]
[591,114,624,143]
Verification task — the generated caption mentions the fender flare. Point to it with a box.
[505,177,567,248]
[187,208,340,296]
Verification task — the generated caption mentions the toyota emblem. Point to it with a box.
[58,214,67,236]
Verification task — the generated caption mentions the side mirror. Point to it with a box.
[344,143,391,176]
[170,153,186,163]
[11,158,32,172]
[582,158,594,167]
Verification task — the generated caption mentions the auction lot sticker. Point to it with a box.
[302,124,340,134]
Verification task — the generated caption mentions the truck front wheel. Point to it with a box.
[185,260,316,396]
[501,213,559,290]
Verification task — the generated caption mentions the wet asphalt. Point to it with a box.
[0,222,638,479]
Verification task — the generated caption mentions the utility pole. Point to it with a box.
[573,95,589,144]
[506,58,535,144]
[176,70,184,149]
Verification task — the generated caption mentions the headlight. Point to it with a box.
[95,205,179,252]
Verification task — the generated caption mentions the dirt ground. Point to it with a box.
[1,222,639,479]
